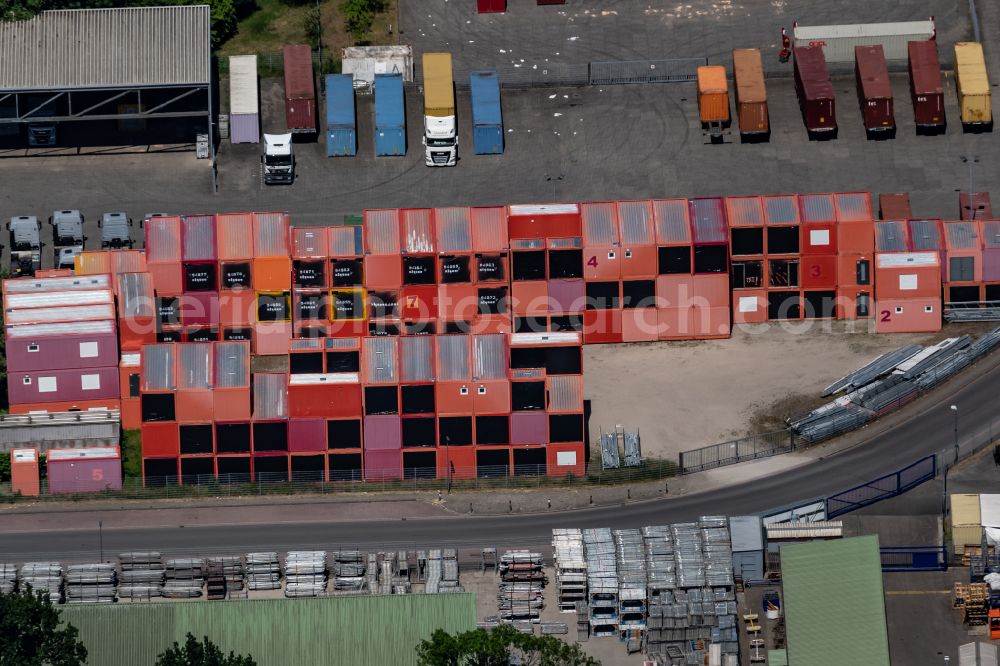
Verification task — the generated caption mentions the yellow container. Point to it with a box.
[954,42,992,125]
[74,251,111,276]
[952,524,983,551]
[951,493,981,525]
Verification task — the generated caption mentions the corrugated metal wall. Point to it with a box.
[363,337,398,383]
[470,207,508,252]
[329,226,363,257]
[364,209,401,254]
[177,343,211,389]
[182,215,216,261]
[145,217,181,262]
[473,334,507,379]
[253,213,290,257]
[142,345,175,390]
[581,202,618,245]
[401,208,434,253]
[253,373,287,419]
[216,214,255,260]
[214,342,249,388]
[764,195,800,225]
[799,193,836,223]
[437,334,470,380]
[653,199,691,244]
[547,375,583,411]
[435,207,472,253]
[618,200,654,244]
[60,594,475,666]
[400,336,434,382]
[119,273,154,317]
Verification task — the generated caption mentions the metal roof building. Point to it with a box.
[780,535,891,666]
[0,6,212,151]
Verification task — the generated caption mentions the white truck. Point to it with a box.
[422,53,457,167]
[262,133,294,185]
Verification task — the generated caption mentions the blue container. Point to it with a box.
[374,73,406,157]
[469,71,503,155]
[325,74,357,157]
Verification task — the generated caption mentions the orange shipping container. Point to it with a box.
[732,48,769,138]
[875,297,941,333]
[10,448,41,496]
[874,252,942,299]
[697,66,730,124]
[732,289,768,324]
[216,213,255,260]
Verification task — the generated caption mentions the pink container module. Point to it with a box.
[47,446,122,494]
[5,320,119,372]
[364,449,402,481]
[288,419,327,452]
[8,366,119,405]
[511,411,547,444]
[363,415,402,450]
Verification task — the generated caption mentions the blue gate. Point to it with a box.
[880,546,947,571]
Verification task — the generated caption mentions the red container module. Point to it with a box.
[5,320,118,372]
[47,446,122,494]
[908,40,946,133]
[8,366,119,405]
[960,192,993,221]
[879,193,913,220]
[793,46,837,139]
[283,44,317,135]
[855,45,895,138]
[478,0,506,12]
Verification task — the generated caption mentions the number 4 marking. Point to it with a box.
[587,256,599,268]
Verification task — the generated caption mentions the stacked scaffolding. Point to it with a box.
[118,552,164,600]
[64,563,116,604]
[498,550,545,622]
[364,553,379,592]
[575,600,590,641]
[162,558,204,598]
[425,549,461,593]
[20,562,63,603]
[0,563,17,593]
[615,529,648,646]
[552,529,587,613]
[583,528,618,637]
[284,551,327,597]
[245,552,281,591]
[331,550,366,592]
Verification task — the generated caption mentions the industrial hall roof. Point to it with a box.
[0,6,211,91]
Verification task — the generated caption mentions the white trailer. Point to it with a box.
[793,19,935,62]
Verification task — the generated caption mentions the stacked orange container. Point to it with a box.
[873,220,942,333]
[325,337,364,480]
[398,336,439,477]
[145,216,183,298]
[362,336,402,480]
[798,193,840,319]
[251,372,290,481]
[400,208,438,334]
[253,213,292,354]
[179,214,219,342]
[470,206,511,334]
[943,220,984,306]
[216,213,256,344]
[10,448,40,496]
[726,195,767,324]
[328,225,366,339]
[616,201,658,342]
[364,209,403,336]
[835,192,876,320]
[140,344,179,483]
[291,226,330,338]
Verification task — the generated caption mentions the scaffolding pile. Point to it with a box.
[497,550,545,623]
[425,549,460,593]
[583,528,618,637]
[20,562,63,603]
[552,529,587,613]
[118,552,164,600]
[0,563,17,593]
[284,551,327,597]
[245,552,281,591]
[615,529,647,647]
[331,550,366,592]
[162,558,205,598]
[206,556,244,600]
[64,564,116,604]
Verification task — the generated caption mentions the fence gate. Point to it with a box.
[825,454,937,518]
[588,59,707,85]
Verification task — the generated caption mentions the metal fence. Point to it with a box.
[218,52,340,78]
[679,430,795,474]
[0,460,678,503]
[825,455,936,518]
[588,59,706,85]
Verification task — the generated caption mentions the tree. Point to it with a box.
[0,452,10,483]
[0,588,87,666]
[155,634,256,666]
[303,3,322,49]
[339,0,383,41]
[416,625,599,666]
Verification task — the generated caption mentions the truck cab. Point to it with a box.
[27,123,57,147]
[49,209,85,247]
[57,245,83,270]
[7,215,40,277]
[99,212,133,248]
[262,133,294,185]
[423,120,457,166]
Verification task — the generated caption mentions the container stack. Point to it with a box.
[162,558,204,598]
[836,192,876,321]
[20,562,63,602]
[944,220,984,307]
[283,551,327,597]
[873,219,943,333]
[583,528,618,637]
[64,563,116,604]
[245,552,281,591]
[3,274,121,415]
[552,528,587,612]
[46,447,123,495]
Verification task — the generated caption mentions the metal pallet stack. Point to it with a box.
[245,552,281,591]
[20,562,63,603]
[283,551,327,597]
[0,563,17,593]
[207,556,245,598]
[162,558,204,598]
[615,529,648,647]
[118,552,164,600]
[364,553,379,592]
[552,529,587,613]
[498,550,545,623]
[64,564,116,604]
[575,600,590,641]
[425,549,461,593]
[331,550,366,592]
[583,528,618,636]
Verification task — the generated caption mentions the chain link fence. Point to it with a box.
[0,460,677,503]
[679,430,795,474]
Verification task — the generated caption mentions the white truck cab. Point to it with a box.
[262,133,294,185]
[423,116,457,167]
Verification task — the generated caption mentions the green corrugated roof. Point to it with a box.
[781,535,890,666]
[768,649,788,666]
[61,593,476,666]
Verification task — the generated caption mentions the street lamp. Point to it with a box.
[951,404,959,464]
[961,156,980,219]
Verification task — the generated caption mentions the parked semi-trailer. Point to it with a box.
[954,42,992,132]
[469,71,503,155]
[374,73,406,156]
[283,44,317,135]
[422,52,457,166]
[907,40,945,134]
[732,48,769,142]
[855,45,895,139]
[325,73,357,157]
[794,45,837,139]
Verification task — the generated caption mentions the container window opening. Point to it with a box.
[27,344,39,353]
[895,307,903,314]
[460,386,469,395]
[477,386,487,395]
[925,305,934,313]
[22,376,31,385]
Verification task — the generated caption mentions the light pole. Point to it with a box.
[961,156,980,219]
[951,404,959,464]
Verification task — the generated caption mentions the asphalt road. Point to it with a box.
[3,354,996,561]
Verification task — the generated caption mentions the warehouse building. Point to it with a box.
[0,6,212,155]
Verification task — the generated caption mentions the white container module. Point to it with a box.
[793,20,935,62]
[229,55,260,144]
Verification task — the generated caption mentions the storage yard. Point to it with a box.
[2,1,1000,665]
